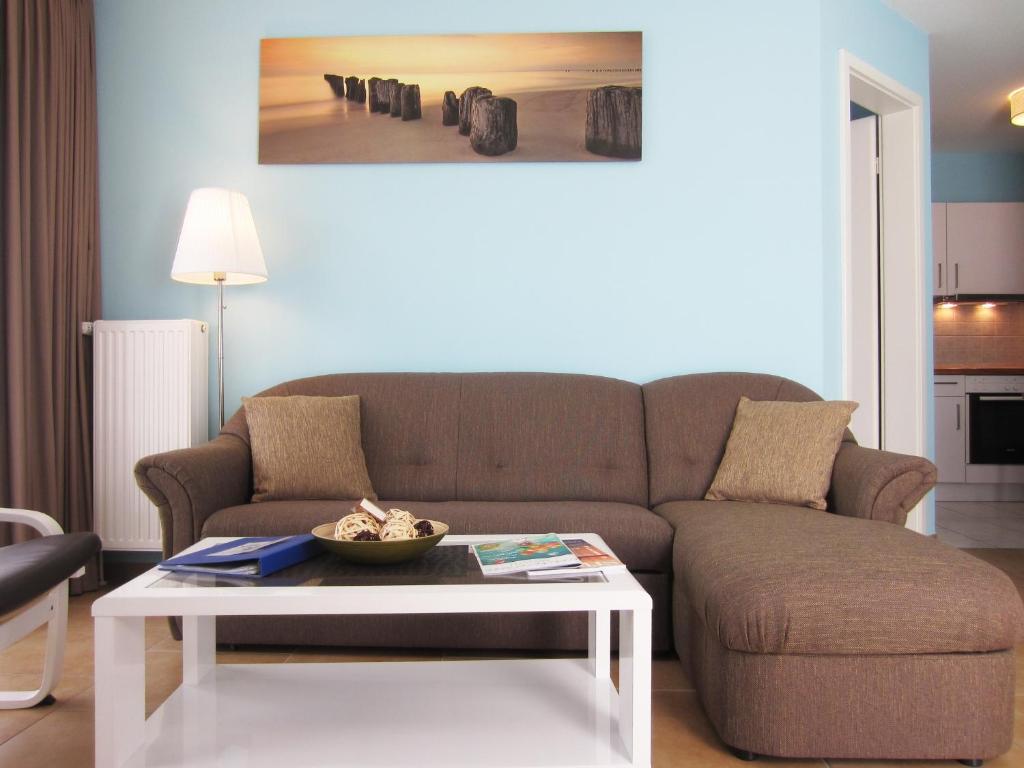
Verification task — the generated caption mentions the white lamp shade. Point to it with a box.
[171,188,268,285]
[1012,88,1024,127]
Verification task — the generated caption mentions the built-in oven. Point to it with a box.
[967,376,1024,465]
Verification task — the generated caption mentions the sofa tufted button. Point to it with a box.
[495,461,505,469]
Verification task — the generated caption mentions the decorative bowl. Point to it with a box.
[310,521,449,565]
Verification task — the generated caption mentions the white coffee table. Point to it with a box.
[93,533,652,768]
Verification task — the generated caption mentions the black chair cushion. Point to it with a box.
[0,532,101,615]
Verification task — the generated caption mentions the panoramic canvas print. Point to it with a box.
[259,31,642,164]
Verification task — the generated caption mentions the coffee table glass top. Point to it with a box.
[149,540,607,589]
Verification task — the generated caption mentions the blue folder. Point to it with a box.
[158,534,320,578]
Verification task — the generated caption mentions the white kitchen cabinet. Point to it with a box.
[934,388,966,483]
[933,202,948,297]
[946,202,1024,295]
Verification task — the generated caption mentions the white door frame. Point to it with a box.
[838,50,928,533]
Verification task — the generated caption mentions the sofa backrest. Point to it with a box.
[222,373,462,501]
[222,372,648,506]
[642,372,851,506]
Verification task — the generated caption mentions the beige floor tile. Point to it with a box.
[216,648,290,664]
[288,646,444,663]
[0,628,94,677]
[653,691,825,767]
[0,686,94,768]
[1017,697,1024,744]
[937,527,986,548]
[145,616,175,649]
[609,653,693,692]
[441,648,582,661]
[0,674,92,745]
[143,649,183,717]
[441,648,528,661]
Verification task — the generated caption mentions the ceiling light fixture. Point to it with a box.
[937,301,958,309]
[1011,87,1024,126]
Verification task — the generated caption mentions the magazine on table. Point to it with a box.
[471,534,581,576]
[526,538,627,578]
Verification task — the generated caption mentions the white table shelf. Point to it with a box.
[125,659,633,768]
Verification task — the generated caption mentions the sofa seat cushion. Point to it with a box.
[202,500,673,573]
[656,500,1024,655]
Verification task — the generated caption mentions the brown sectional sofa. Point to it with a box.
[135,371,1024,763]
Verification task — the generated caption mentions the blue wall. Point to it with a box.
[932,152,1024,202]
[95,0,931,520]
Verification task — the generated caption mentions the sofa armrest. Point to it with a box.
[830,442,937,526]
[134,435,252,557]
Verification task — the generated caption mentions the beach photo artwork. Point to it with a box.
[259,31,642,164]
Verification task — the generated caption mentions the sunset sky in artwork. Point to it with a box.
[260,32,642,77]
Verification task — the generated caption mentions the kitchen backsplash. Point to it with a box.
[934,302,1024,366]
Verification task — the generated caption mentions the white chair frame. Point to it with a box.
[0,508,83,709]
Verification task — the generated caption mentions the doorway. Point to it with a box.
[839,51,928,533]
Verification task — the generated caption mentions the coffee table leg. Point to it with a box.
[182,615,215,685]
[588,609,610,678]
[618,607,652,767]
[95,616,145,767]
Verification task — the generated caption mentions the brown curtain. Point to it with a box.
[0,0,100,593]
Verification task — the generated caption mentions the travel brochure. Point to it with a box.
[471,534,624,577]
[528,538,628,578]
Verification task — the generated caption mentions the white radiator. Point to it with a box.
[93,320,209,550]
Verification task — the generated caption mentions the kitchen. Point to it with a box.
[890,0,1024,548]
[933,198,1024,547]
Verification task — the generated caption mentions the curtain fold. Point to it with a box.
[1,0,100,594]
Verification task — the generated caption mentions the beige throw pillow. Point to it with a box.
[704,397,857,510]
[244,395,377,502]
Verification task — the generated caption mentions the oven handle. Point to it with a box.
[975,395,1024,401]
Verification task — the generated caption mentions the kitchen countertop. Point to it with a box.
[935,366,1024,375]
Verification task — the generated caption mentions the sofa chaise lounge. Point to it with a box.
[135,372,1024,763]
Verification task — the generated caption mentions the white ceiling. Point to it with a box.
[886,0,1024,152]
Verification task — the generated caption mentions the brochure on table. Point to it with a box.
[526,538,627,578]
[472,534,626,577]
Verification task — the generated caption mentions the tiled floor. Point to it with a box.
[936,501,1024,547]
[2,551,1023,767]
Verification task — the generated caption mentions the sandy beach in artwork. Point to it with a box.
[259,86,610,164]
[258,32,642,164]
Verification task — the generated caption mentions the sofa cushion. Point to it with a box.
[656,500,1024,655]
[202,500,673,573]
[244,395,376,502]
[456,373,648,505]
[642,373,850,507]
[704,397,857,510]
[223,373,462,501]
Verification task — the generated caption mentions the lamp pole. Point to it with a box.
[216,273,225,429]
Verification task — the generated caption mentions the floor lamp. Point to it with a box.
[170,188,268,428]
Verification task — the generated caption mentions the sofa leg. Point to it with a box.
[727,746,758,761]
[957,761,983,767]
